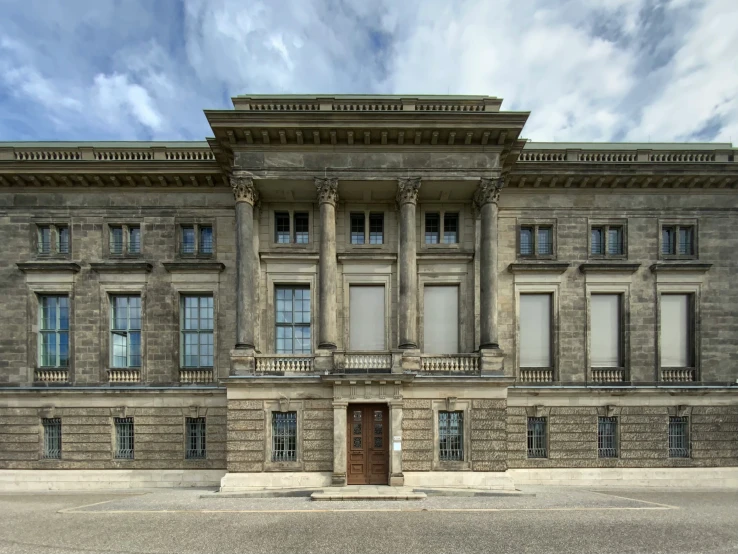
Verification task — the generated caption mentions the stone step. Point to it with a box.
[311,486,427,501]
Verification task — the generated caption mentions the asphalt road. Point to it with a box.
[0,487,736,553]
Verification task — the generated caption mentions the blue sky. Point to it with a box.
[1,0,736,143]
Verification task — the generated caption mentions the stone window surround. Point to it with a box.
[525,406,551,458]
[264,399,304,471]
[343,204,392,250]
[516,218,557,260]
[264,269,317,354]
[268,204,314,247]
[596,413,621,459]
[103,220,143,258]
[655,280,701,380]
[513,275,561,380]
[31,219,71,259]
[419,204,464,249]
[99,281,147,381]
[658,218,698,261]
[111,410,135,462]
[585,280,631,380]
[37,407,62,463]
[341,271,393,352]
[176,218,216,258]
[587,218,628,260]
[173,283,219,372]
[431,398,471,471]
[25,279,75,382]
[184,412,208,461]
[417,268,470,354]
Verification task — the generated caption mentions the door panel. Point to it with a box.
[347,404,389,485]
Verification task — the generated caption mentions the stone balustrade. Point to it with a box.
[661,368,696,382]
[519,148,726,164]
[179,369,214,384]
[255,355,315,373]
[519,369,554,383]
[591,369,626,383]
[344,353,393,371]
[34,369,68,383]
[419,355,480,374]
[107,369,141,383]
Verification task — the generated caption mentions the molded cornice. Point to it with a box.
[17,261,80,273]
[508,262,570,274]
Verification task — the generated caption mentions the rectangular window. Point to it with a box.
[111,296,142,368]
[199,226,213,254]
[438,411,464,461]
[275,212,291,244]
[669,416,690,458]
[519,226,534,256]
[349,286,385,351]
[114,417,134,460]
[294,213,309,244]
[37,226,52,254]
[181,226,196,254]
[598,417,618,458]
[678,227,694,256]
[591,227,604,255]
[42,418,61,460]
[272,411,297,462]
[57,226,70,254]
[662,224,695,257]
[425,213,440,244]
[369,213,384,244]
[39,295,69,368]
[350,213,365,244]
[181,296,214,368]
[423,286,459,354]
[275,286,311,354]
[110,226,124,255]
[185,417,207,460]
[129,226,141,254]
[607,227,623,256]
[537,227,553,255]
[443,213,459,244]
[527,417,547,458]
[519,294,552,368]
[519,224,554,257]
[110,225,141,256]
[591,294,621,367]
[660,294,692,367]
[592,225,624,257]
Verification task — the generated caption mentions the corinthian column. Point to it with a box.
[231,174,259,350]
[397,177,421,349]
[474,177,504,350]
[315,178,339,350]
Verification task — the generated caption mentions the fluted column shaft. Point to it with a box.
[476,177,504,349]
[397,178,421,349]
[316,178,339,350]
[231,175,259,350]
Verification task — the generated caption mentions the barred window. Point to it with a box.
[669,416,690,458]
[272,411,297,462]
[110,226,124,255]
[39,295,70,368]
[199,226,213,254]
[519,227,534,256]
[443,213,459,244]
[294,213,309,244]
[425,213,440,244]
[519,224,554,258]
[439,411,464,461]
[607,227,623,256]
[527,417,547,458]
[662,224,695,257]
[185,417,207,459]
[37,224,69,256]
[111,295,142,368]
[181,226,196,254]
[369,213,384,244]
[57,226,70,254]
[350,213,365,244]
[110,225,141,256]
[37,225,52,254]
[129,226,141,254]
[181,296,214,368]
[114,417,134,459]
[598,417,618,458]
[275,286,311,354]
[537,227,553,255]
[591,227,603,255]
[592,225,624,257]
[275,212,291,243]
[42,418,61,460]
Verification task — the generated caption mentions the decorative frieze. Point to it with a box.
[315,177,339,205]
[230,175,259,205]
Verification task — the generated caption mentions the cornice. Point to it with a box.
[579,262,641,274]
[650,262,712,273]
[162,262,225,273]
[417,252,475,263]
[508,262,570,274]
[17,261,80,273]
[89,262,153,273]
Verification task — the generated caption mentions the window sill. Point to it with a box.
[580,262,640,274]
[90,262,153,273]
[650,262,711,273]
[164,262,224,273]
[17,261,80,274]
[508,262,568,274]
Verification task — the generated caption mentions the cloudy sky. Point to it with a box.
[0,0,736,143]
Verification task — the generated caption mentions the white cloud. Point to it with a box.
[91,73,163,132]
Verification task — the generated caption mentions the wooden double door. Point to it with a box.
[347,404,389,485]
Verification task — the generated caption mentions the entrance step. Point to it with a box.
[311,486,427,501]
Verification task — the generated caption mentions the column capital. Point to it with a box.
[315,177,339,205]
[396,177,421,205]
[230,174,259,205]
[474,177,504,209]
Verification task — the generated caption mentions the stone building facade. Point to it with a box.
[1,95,737,491]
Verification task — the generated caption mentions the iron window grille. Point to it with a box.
[38,295,70,368]
[275,286,311,354]
[181,225,196,254]
[199,226,213,254]
[57,226,70,254]
[369,213,384,244]
[185,417,207,459]
[37,225,52,255]
[662,225,695,258]
[42,418,62,460]
[114,417,134,459]
[443,213,459,244]
[109,225,141,256]
[519,224,554,258]
[180,224,213,256]
[598,417,618,458]
[110,226,124,255]
[181,296,214,368]
[527,417,548,458]
[591,225,624,257]
[275,212,291,243]
[110,295,142,368]
[129,226,141,254]
[36,224,69,256]
[439,411,464,461]
[272,411,297,462]
[350,213,365,244]
[669,416,690,458]
[294,213,309,244]
[425,213,440,244]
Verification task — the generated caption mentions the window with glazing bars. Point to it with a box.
[39,295,69,368]
[662,225,695,257]
[185,417,206,459]
[57,226,69,254]
[110,226,124,255]
[272,411,297,462]
[114,417,134,459]
[425,213,440,244]
[37,224,69,255]
[181,296,214,368]
[350,213,365,244]
[275,287,311,353]
[443,213,459,244]
[369,213,384,244]
[519,225,554,257]
[439,411,464,461]
[527,417,547,458]
[111,296,141,368]
[42,418,61,459]
[669,416,690,458]
[275,212,291,243]
[598,417,618,458]
[294,213,309,244]
[37,225,52,254]
[109,225,141,256]
[591,225,624,256]
[199,226,213,254]
[181,225,196,254]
